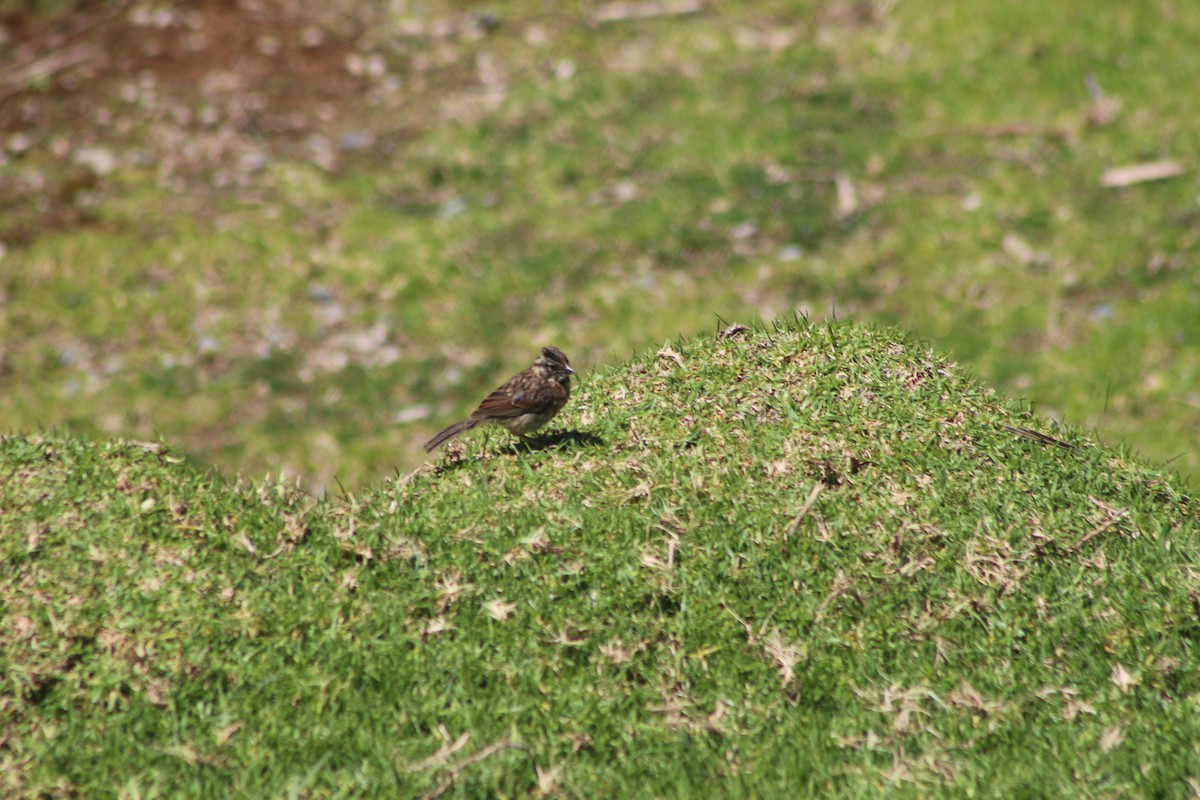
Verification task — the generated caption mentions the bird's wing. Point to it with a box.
[472,379,565,419]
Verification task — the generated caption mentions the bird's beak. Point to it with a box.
[566,365,575,374]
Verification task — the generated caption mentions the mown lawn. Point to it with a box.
[4,323,1198,797]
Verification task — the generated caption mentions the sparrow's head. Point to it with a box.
[534,346,574,382]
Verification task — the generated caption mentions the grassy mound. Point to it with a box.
[3,321,1198,798]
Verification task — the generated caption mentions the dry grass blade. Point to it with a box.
[1100,161,1186,188]
[834,172,859,219]
[814,570,853,621]
[763,632,801,687]
[591,0,705,25]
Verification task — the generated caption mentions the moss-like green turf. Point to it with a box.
[4,323,1198,797]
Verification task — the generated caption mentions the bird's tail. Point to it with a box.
[424,418,480,452]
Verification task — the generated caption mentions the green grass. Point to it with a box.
[1,0,1198,491]
[4,322,1199,798]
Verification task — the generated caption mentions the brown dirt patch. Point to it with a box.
[0,0,486,245]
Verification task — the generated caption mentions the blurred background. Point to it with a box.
[1,0,1196,493]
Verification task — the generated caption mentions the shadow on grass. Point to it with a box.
[499,430,605,454]
[430,430,605,475]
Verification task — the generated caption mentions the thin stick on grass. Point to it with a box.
[784,482,825,540]
[419,739,529,800]
[1003,425,1074,451]
[1062,497,1130,554]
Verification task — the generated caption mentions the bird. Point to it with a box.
[424,346,575,452]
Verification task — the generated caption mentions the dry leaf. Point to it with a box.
[705,701,730,733]
[1110,663,1137,693]
[600,640,632,664]
[485,599,518,621]
[763,633,800,687]
[624,481,653,503]
[1099,724,1124,752]
[145,677,169,706]
[640,552,665,569]
[1062,698,1096,720]
[656,345,684,366]
[535,764,563,793]
[425,617,452,636]
[215,722,242,746]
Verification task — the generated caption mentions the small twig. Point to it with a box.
[784,482,825,540]
[420,739,528,800]
[1003,425,1073,451]
[0,44,100,102]
[1062,496,1130,554]
[259,544,290,560]
[813,570,852,621]
[403,732,472,774]
[1100,161,1186,188]
[1065,516,1123,553]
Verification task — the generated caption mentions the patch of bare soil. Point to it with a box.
[0,0,493,246]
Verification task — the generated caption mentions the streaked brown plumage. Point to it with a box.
[424,346,575,452]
